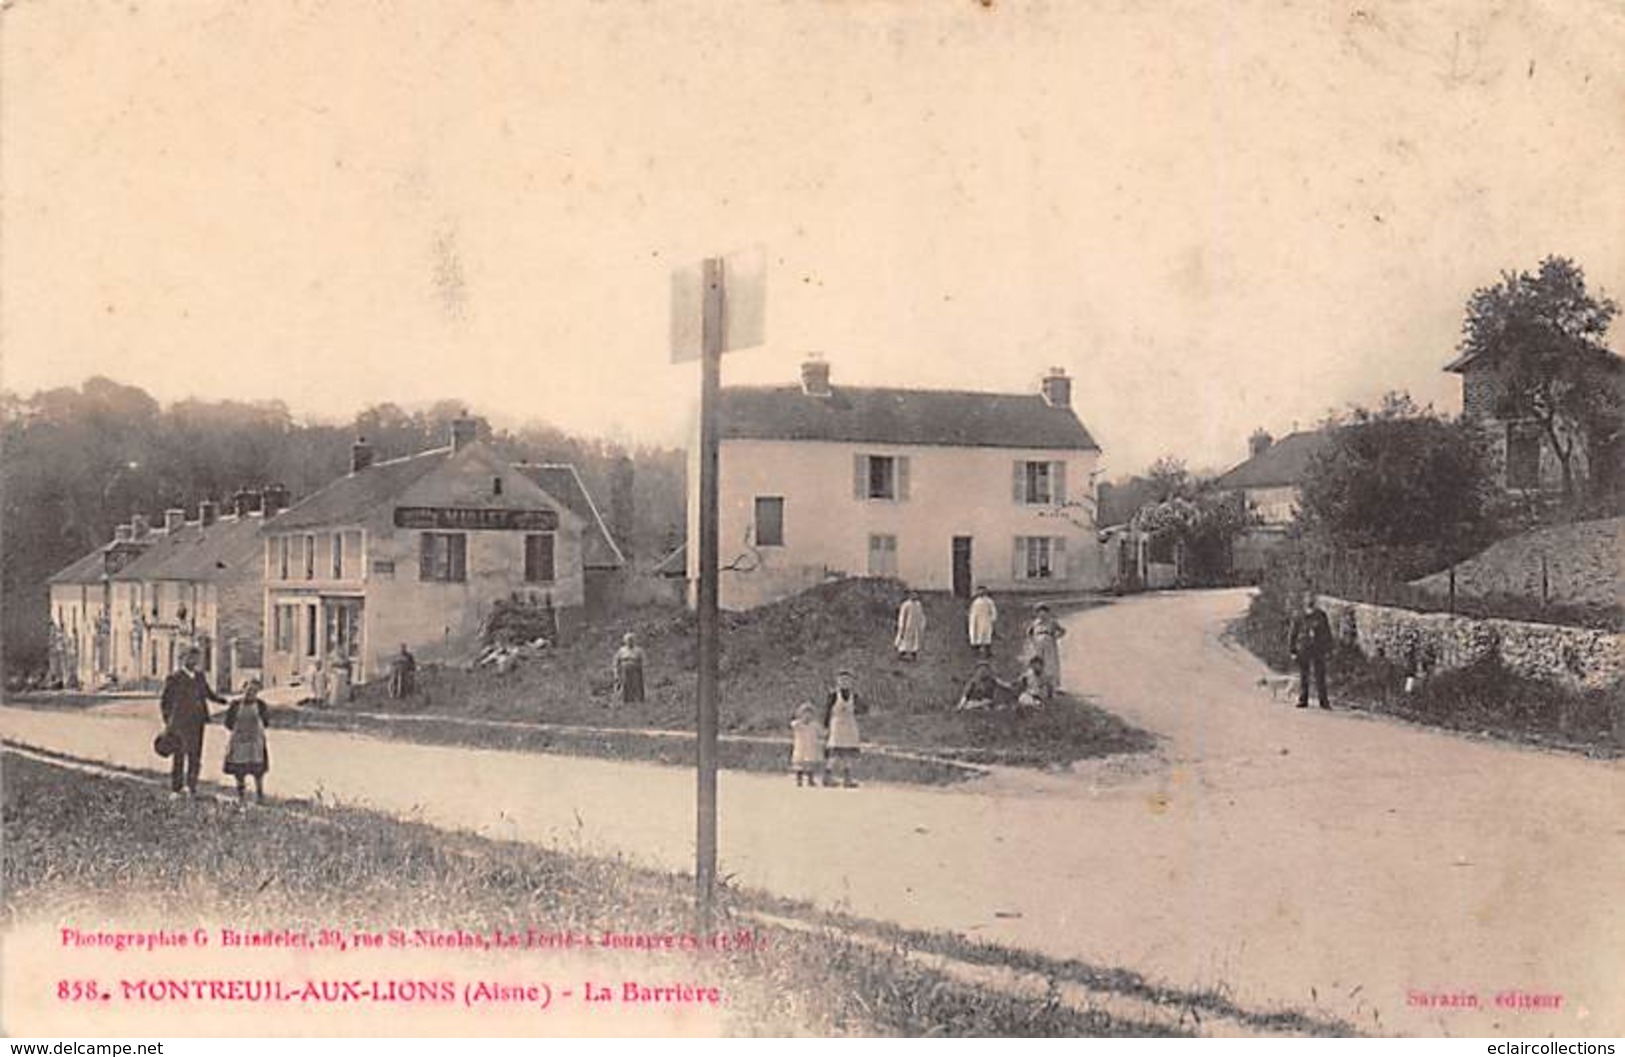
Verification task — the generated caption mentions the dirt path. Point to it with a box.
[5,589,1621,1036]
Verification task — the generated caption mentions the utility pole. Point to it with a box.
[695,257,723,929]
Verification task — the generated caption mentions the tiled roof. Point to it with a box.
[47,546,112,585]
[265,447,451,531]
[113,516,265,583]
[718,385,1100,451]
[513,464,626,569]
[1212,430,1337,490]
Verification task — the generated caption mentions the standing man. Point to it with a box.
[159,647,225,796]
[389,644,417,699]
[1288,593,1334,710]
[967,586,998,659]
[894,591,926,661]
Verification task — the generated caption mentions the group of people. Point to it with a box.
[156,647,271,804]
[789,669,867,788]
[899,585,1069,713]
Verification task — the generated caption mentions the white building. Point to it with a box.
[689,360,1108,609]
[1212,428,1336,576]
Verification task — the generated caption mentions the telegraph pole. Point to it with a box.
[695,256,723,929]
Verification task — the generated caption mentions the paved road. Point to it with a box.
[4,589,1621,1036]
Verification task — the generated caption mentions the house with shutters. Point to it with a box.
[260,419,623,688]
[689,359,1108,610]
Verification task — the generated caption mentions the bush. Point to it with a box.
[481,597,558,647]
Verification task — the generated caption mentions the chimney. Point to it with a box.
[163,508,186,533]
[1040,367,1072,409]
[130,514,151,540]
[262,484,291,516]
[1249,429,1274,459]
[450,413,478,452]
[351,436,375,474]
[610,455,635,559]
[800,356,832,397]
[114,524,134,544]
[231,488,259,518]
[199,500,219,527]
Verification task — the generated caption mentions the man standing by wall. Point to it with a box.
[1288,593,1334,710]
[160,647,225,795]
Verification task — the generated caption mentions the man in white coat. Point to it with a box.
[894,591,926,661]
[967,586,998,658]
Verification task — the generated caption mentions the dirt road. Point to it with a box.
[5,589,1621,1036]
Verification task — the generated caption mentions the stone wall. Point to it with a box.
[1321,596,1623,692]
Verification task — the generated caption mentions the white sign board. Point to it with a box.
[670,245,766,363]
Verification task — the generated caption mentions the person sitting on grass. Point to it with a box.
[956,661,1008,712]
[789,701,825,788]
[1013,654,1054,711]
[222,678,270,805]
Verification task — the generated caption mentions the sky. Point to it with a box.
[3,0,1622,476]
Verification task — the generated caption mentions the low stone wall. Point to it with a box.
[1321,596,1623,692]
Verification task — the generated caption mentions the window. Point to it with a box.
[1506,423,1542,490]
[1014,536,1066,580]
[853,455,910,501]
[754,496,785,547]
[303,535,316,580]
[332,533,344,579]
[304,604,318,657]
[493,476,504,496]
[867,534,898,577]
[277,537,290,580]
[524,533,556,583]
[273,605,296,654]
[1014,460,1068,505]
[419,532,467,582]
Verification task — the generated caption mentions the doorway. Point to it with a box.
[951,536,973,598]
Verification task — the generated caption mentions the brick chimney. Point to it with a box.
[114,524,134,543]
[163,508,186,533]
[231,488,259,518]
[800,356,832,397]
[130,514,151,540]
[1249,429,1274,459]
[262,484,291,516]
[199,500,219,527]
[1040,367,1072,409]
[351,436,375,474]
[450,413,478,452]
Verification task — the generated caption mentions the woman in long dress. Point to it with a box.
[1024,604,1067,691]
[894,592,926,661]
[222,679,270,804]
[612,633,646,705]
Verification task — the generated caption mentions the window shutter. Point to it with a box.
[1053,461,1067,505]
[896,456,910,501]
[1013,461,1026,504]
[1012,536,1025,580]
[419,534,435,580]
[1052,537,1067,580]
[854,455,867,499]
[452,536,467,582]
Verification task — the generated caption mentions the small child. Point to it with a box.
[223,679,270,804]
[790,701,825,788]
[1014,655,1054,711]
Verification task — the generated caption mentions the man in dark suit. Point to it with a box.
[1288,593,1334,710]
[160,647,225,795]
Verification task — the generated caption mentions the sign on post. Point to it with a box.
[671,245,766,363]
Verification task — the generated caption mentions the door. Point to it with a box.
[951,536,973,598]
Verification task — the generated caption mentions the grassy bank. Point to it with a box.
[346,579,1154,769]
[1236,586,1621,757]
[2,751,1177,1037]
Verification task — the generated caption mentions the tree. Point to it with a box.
[1296,394,1497,556]
[1457,256,1622,501]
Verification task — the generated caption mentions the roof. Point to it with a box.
[113,515,265,583]
[1212,430,1337,490]
[718,384,1100,451]
[513,464,626,569]
[48,545,113,586]
[267,447,451,530]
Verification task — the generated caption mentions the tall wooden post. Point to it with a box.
[695,257,723,929]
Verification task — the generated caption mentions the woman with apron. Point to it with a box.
[223,679,271,804]
[822,669,867,788]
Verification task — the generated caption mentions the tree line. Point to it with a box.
[1,378,686,677]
